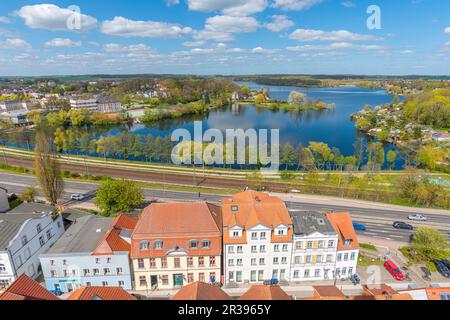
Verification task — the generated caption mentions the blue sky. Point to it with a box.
[0,0,449,76]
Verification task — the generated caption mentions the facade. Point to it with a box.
[97,96,125,113]
[69,98,98,111]
[0,187,9,212]
[40,214,137,293]
[222,191,293,285]
[0,203,65,288]
[324,212,359,280]
[0,101,30,112]
[290,211,339,282]
[0,110,30,126]
[131,202,222,291]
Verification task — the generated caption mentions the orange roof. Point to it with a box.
[171,282,231,300]
[0,274,59,301]
[222,191,292,230]
[131,202,222,258]
[425,287,450,300]
[239,285,292,300]
[68,287,136,300]
[113,214,138,230]
[324,212,359,250]
[313,286,345,299]
[362,284,397,296]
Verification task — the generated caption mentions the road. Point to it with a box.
[1,172,449,243]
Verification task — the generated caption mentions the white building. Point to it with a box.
[69,98,98,111]
[222,191,293,285]
[96,96,125,113]
[290,211,339,282]
[0,187,9,213]
[0,203,64,289]
[0,101,30,112]
[324,212,359,280]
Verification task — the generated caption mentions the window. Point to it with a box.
[273,257,279,265]
[71,269,77,276]
[228,259,234,267]
[199,273,205,283]
[259,258,265,266]
[63,270,68,277]
[150,258,156,269]
[280,269,286,280]
[282,244,288,252]
[21,236,28,246]
[231,205,238,212]
[342,267,347,276]
[139,276,147,286]
[260,232,267,239]
[337,254,342,262]
[209,256,216,266]
[294,256,301,265]
[0,264,5,273]
[306,255,312,264]
[237,259,243,266]
[326,255,333,263]
[137,259,145,269]
[258,270,264,281]
[251,246,257,253]
[93,269,99,275]
[344,253,349,261]
[351,252,356,260]
[46,230,52,240]
[83,269,90,276]
[237,246,243,254]
[102,281,108,287]
[274,244,280,252]
[118,281,125,287]
[50,270,57,278]
[36,224,42,233]
[161,257,168,268]
[39,236,45,246]
[63,259,68,266]
[348,267,354,275]
[140,240,149,250]
[307,241,313,249]
[260,245,266,253]
[107,258,112,264]
[86,282,92,287]
[344,239,352,246]
[318,240,324,248]
[277,229,285,236]
[189,240,199,249]
[202,240,210,248]
[272,269,279,279]
[95,258,100,264]
[315,269,321,277]
[293,270,299,278]
[281,257,287,264]
[188,273,194,283]
[228,246,234,254]
[251,232,258,240]
[328,240,335,248]
[187,257,194,267]
[317,255,322,263]
[304,269,310,278]
[251,258,257,266]
[198,257,205,267]
[229,272,234,281]
[251,271,257,282]
[161,275,169,286]
[154,240,163,250]
[103,268,111,275]
[232,231,240,238]
[236,271,242,282]
[50,260,55,266]
[174,258,181,268]
[116,267,123,274]
[295,242,303,250]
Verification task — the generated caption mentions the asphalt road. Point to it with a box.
[1,172,449,243]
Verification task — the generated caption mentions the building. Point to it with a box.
[0,187,9,213]
[399,287,450,301]
[40,214,137,293]
[0,274,59,300]
[68,286,136,300]
[0,109,31,126]
[0,203,65,288]
[69,98,98,111]
[171,282,231,300]
[309,285,347,300]
[324,212,359,280]
[0,101,30,112]
[222,191,293,285]
[239,285,292,300]
[97,96,125,113]
[131,202,222,291]
[290,211,339,282]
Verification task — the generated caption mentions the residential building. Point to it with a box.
[239,285,292,300]
[0,203,64,288]
[309,285,347,300]
[40,214,137,293]
[222,191,293,285]
[96,96,125,113]
[0,101,30,112]
[131,202,222,291]
[0,187,9,213]
[0,274,59,300]
[324,212,359,280]
[68,286,136,300]
[171,282,231,300]
[290,211,339,282]
[0,109,31,126]
[69,98,98,111]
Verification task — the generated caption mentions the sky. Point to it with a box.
[0,0,449,76]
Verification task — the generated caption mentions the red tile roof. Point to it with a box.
[68,287,136,300]
[113,214,138,230]
[0,274,59,301]
[239,285,292,300]
[324,212,359,250]
[171,282,231,300]
[313,286,345,299]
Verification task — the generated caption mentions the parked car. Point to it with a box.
[384,260,405,281]
[433,260,450,278]
[408,214,427,221]
[352,222,366,231]
[441,260,450,270]
[393,221,414,230]
[350,274,361,285]
[70,194,85,201]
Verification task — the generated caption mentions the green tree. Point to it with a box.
[386,150,398,170]
[94,179,144,216]
[417,146,446,171]
[281,143,297,169]
[19,186,36,203]
[412,227,449,261]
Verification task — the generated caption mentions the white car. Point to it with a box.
[70,194,85,201]
[408,214,427,221]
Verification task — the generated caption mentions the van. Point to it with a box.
[384,260,404,281]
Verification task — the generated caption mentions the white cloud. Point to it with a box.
[166,0,180,6]
[251,47,279,54]
[187,0,268,16]
[103,43,156,53]
[445,27,450,34]
[194,15,259,41]
[0,38,32,50]
[264,15,294,32]
[101,16,193,38]
[45,38,82,48]
[182,40,207,47]
[287,42,385,52]
[341,1,356,8]
[15,4,97,31]
[272,0,323,11]
[289,29,383,41]
[399,50,414,55]
[0,16,11,24]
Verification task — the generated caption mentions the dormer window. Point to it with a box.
[231,205,238,212]
[344,239,353,246]
[189,240,199,249]
[154,240,163,250]
[202,240,210,248]
[140,241,149,251]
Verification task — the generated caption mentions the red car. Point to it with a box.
[384,260,404,281]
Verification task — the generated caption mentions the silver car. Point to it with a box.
[408,214,427,221]
[70,194,85,201]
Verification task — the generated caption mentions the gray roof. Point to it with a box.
[46,215,114,254]
[7,202,56,215]
[61,208,90,223]
[290,211,337,236]
[0,214,46,250]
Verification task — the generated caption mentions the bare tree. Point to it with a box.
[34,131,64,205]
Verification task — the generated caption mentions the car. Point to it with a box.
[350,274,361,285]
[384,260,405,281]
[433,260,450,278]
[393,221,414,230]
[408,214,427,221]
[352,222,366,231]
[441,260,450,270]
[70,194,85,201]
